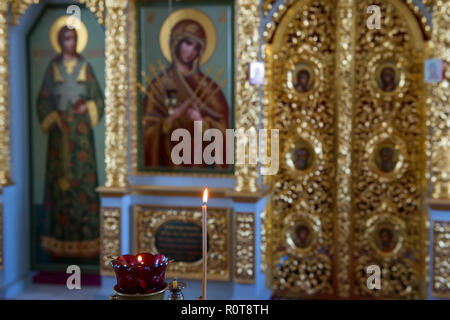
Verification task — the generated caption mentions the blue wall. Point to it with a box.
[1,3,45,298]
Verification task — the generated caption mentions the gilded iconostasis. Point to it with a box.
[0,0,448,300]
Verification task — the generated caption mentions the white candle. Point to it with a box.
[202,188,208,300]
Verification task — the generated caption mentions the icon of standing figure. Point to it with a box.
[37,15,104,259]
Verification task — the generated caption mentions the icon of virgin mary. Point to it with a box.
[37,17,104,259]
[142,15,229,168]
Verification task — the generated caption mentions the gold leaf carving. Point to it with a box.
[234,212,255,283]
[100,207,121,276]
[135,205,231,281]
[432,221,450,298]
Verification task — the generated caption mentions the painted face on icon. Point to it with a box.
[296,70,310,93]
[177,38,202,65]
[294,147,310,170]
[379,147,394,173]
[378,228,394,252]
[295,225,310,249]
[59,27,77,55]
[380,67,396,92]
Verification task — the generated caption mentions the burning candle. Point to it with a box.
[202,188,208,300]
[137,255,143,264]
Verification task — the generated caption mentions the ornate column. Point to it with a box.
[432,221,450,297]
[104,0,128,189]
[79,0,105,25]
[334,0,355,298]
[234,212,256,283]
[0,1,12,187]
[429,0,450,299]
[100,207,121,275]
[428,0,450,203]
[98,0,128,275]
[234,0,260,192]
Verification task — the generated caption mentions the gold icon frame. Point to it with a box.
[284,212,322,257]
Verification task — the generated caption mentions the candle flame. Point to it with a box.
[137,255,143,264]
[202,188,208,204]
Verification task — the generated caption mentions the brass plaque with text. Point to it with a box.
[155,220,209,263]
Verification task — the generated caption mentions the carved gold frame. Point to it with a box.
[283,211,322,258]
[369,54,408,99]
[0,204,2,270]
[283,122,325,181]
[364,122,409,183]
[428,0,450,201]
[366,201,407,260]
[139,213,206,270]
[134,205,231,281]
[128,0,260,188]
[100,207,121,276]
[285,53,324,101]
[262,0,341,298]
[0,0,128,190]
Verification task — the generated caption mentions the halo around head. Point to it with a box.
[159,8,217,66]
[49,16,88,54]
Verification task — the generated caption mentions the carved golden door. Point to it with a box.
[263,0,429,299]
